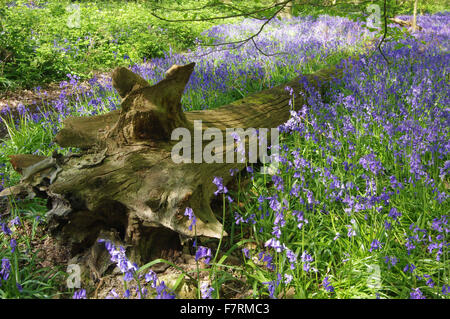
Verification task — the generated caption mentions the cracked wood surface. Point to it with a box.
[0,61,342,264]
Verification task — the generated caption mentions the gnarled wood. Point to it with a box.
[1,61,342,266]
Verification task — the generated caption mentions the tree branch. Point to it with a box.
[149,0,292,23]
[376,0,390,64]
[150,0,392,61]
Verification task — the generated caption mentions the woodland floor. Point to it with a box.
[0,70,113,139]
[0,61,260,298]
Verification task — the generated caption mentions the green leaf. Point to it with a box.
[172,273,185,292]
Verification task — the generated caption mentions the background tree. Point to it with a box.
[412,0,419,31]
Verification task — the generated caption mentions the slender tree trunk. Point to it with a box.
[276,0,293,19]
[412,0,419,32]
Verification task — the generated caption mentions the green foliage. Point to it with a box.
[0,197,69,298]
[0,0,447,91]
[0,0,220,91]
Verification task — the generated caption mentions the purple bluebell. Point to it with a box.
[1,222,12,236]
[195,246,212,265]
[264,238,285,253]
[410,288,425,299]
[10,217,21,226]
[403,263,416,273]
[73,289,87,299]
[106,289,119,299]
[369,239,382,252]
[0,258,11,281]
[212,176,228,195]
[10,238,17,253]
[184,207,196,231]
[322,277,335,292]
[98,239,138,282]
[200,282,214,299]
[145,270,158,288]
[155,281,175,299]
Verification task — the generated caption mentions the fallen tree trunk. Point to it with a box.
[389,17,423,31]
[0,61,341,266]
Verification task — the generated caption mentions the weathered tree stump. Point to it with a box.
[0,61,341,266]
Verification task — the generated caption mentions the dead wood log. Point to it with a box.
[0,61,341,265]
[389,17,423,31]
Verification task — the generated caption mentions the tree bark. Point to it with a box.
[276,0,293,19]
[0,62,341,266]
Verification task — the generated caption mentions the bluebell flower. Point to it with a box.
[273,211,286,227]
[155,281,175,299]
[272,175,284,191]
[323,277,335,292]
[99,239,138,281]
[10,238,17,253]
[10,217,21,226]
[390,256,398,266]
[384,220,392,230]
[292,210,308,230]
[271,225,282,238]
[303,263,311,272]
[384,256,398,269]
[1,222,12,236]
[73,289,87,299]
[212,176,228,195]
[301,251,313,263]
[369,239,382,252]
[284,274,293,284]
[106,289,119,299]
[388,207,402,221]
[268,196,280,211]
[184,207,196,231]
[264,238,285,253]
[234,212,245,225]
[195,246,212,265]
[423,275,435,288]
[258,251,275,271]
[286,249,297,269]
[410,288,425,299]
[403,263,416,273]
[431,215,448,232]
[301,251,314,272]
[346,225,356,237]
[200,282,214,299]
[242,248,251,259]
[145,270,158,288]
[389,175,403,191]
[359,153,384,176]
[0,258,11,281]
[262,275,281,299]
[137,287,148,299]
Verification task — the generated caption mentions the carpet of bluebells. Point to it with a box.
[0,13,449,299]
